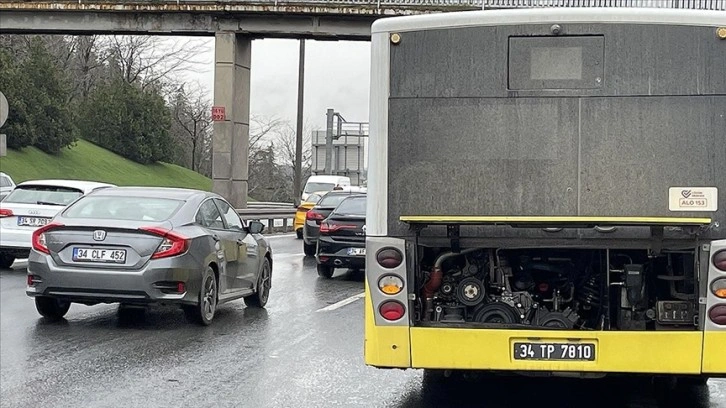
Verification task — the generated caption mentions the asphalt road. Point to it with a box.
[1,234,724,408]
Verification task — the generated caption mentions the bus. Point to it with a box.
[364,6,726,383]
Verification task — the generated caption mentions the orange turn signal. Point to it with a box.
[378,275,404,295]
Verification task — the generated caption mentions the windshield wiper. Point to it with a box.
[36,201,63,206]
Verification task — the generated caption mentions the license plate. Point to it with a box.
[17,217,50,227]
[513,342,596,361]
[347,247,366,256]
[72,248,127,263]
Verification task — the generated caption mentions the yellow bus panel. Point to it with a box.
[702,331,726,374]
[408,327,703,374]
[364,283,411,368]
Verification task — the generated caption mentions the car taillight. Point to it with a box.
[140,226,190,259]
[0,208,13,218]
[714,250,726,271]
[31,222,64,254]
[712,278,726,299]
[376,248,403,269]
[306,210,324,221]
[320,222,356,234]
[708,305,726,325]
[379,300,405,321]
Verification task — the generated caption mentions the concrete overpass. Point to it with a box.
[0,0,723,206]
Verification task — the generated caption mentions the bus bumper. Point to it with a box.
[366,322,725,376]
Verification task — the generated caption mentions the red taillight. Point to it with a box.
[708,304,726,325]
[376,248,403,269]
[140,226,190,259]
[0,208,13,218]
[714,250,726,272]
[31,222,64,254]
[379,300,405,321]
[177,282,186,293]
[306,211,324,221]
[319,222,357,234]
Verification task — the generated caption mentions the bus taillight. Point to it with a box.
[714,250,726,271]
[379,301,405,321]
[708,305,726,325]
[376,248,403,269]
[712,278,726,299]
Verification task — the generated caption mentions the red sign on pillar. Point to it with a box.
[212,106,226,121]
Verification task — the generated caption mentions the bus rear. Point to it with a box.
[364,7,726,380]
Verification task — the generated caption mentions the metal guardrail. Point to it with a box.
[238,207,298,234]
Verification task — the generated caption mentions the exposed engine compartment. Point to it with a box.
[415,247,700,331]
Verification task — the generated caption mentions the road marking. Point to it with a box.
[273,253,304,260]
[317,292,365,312]
[266,233,296,239]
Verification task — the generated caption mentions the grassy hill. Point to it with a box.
[0,139,212,191]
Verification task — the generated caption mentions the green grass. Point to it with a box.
[0,139,212,191]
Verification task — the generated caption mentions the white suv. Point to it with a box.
[0,172,15,201]
[0,179,115,268]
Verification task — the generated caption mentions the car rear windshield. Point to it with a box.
[304,182,335,194]
[3,185,83,205]
[333,196,366,215]
[64,196,183,221]
[318,193,357,207]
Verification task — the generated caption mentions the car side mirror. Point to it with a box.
[248,220,265,234]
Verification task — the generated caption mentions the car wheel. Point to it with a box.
[0,254,15,269]
[184,266,217,326]
[245,257,271,308]
[296,229,303,240]
[303,242,316,257]
[317,263,334,279]
[35,296,71,320]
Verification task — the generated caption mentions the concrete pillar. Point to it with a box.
[213,33,251,209]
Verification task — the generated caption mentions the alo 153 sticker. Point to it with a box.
[669,187,718,212]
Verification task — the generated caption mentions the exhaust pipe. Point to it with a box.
[334,259,343,266]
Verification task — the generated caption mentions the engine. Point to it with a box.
[423,249,602,329]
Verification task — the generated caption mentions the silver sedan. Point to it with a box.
[26,187,272,325]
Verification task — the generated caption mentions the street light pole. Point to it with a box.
[293,40,306,207]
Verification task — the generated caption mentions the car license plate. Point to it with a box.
[72,248,127,263]
[17,217,50,227]
[347,247,366,256]
[513,342,596,361]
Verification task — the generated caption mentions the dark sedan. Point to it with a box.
[26,187,272,325]
[315,195,366,278]
[302,190,365,256]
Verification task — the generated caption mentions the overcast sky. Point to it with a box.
[178,38,371,132]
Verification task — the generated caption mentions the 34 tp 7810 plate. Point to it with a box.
[513,342,596,361]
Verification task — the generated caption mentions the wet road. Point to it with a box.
[1,234,724,408]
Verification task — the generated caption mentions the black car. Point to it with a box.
[302,191,364,256]
[315,195,366,278]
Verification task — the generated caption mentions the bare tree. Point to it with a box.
[171,83,212,173]
[103,36,208,89]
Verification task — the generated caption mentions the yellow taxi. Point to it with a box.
[294,191,326,239]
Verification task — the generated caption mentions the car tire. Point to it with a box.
[296,229,303,240]
[35,296,71,320]
[245,257,271,308]
[184,266,217,326]
[317,263,334,279]
[303,242,316,257]
[0,254,15,269]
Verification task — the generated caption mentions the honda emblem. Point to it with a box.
[93,230,106,241]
